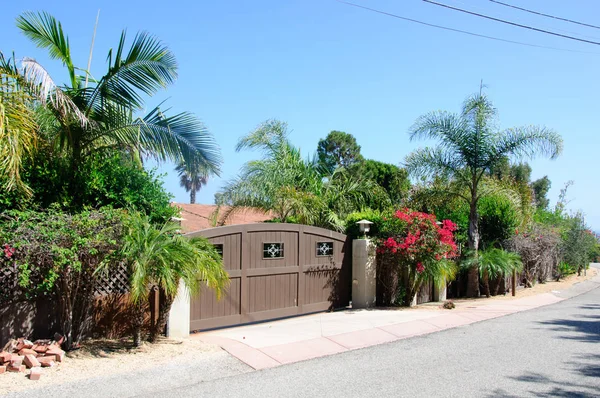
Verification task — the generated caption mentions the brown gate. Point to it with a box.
[186,223,351,331]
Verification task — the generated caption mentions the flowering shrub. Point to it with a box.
[377,209,458,306]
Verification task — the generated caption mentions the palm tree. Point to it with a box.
[405,92,562,297]
[217,119,373,231]
[461,248,523,297]
[11,12,221,188]
[118,213,228,345]
[176,162,209,204]
[0,52,37,196]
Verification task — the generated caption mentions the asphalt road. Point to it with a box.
[148,280,600,398]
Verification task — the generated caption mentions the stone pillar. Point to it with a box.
[167,280,190,339]
[352,239,377,308]
[433,279,447,302]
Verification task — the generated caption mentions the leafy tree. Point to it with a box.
[176,161,209,204]
[80,154,178,223]
[317,130,363,173]
[9,12,221,194]
[218,120,373,231]
[532,176,551,209]
[405,92,563,297]
[509,162,532,184]
[478,194,520,248]
[357,159,411,207]
[112,213,228,345]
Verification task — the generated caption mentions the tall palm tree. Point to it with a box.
[0,52,37,196]
[11,12,221,185]
[117,213,228,345]
[217,119,373,231]
[176,162,209,204]
[405,92,562,297]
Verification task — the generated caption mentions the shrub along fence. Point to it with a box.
[0,264,158,347]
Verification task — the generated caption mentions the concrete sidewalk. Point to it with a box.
[192,291,575,370]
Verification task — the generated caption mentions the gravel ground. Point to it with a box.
[0,338,250,397]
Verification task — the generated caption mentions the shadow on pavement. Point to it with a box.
[486,304,600,397]
[535,306,600,343]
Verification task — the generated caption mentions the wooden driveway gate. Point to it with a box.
[186,223,351,331]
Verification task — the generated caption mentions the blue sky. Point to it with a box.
[2,1,599,227]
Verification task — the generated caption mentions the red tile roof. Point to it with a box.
[173,203,272,233]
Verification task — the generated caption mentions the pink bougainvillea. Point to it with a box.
[377,209,458,274]
[3,244,14,259]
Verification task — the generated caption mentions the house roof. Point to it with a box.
[173,203,271,233]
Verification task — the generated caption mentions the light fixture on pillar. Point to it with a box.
[356,219,374,237]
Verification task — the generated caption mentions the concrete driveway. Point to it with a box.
[193,289,569,369]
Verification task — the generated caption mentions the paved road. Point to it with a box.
[149,280,600,398]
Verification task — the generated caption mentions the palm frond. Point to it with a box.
[102,106,222,175]
[16,11,77,87]
[235,119,290,155]
[405,147,463,180]
[0,71,37,196]
[88,31,177,111]
[493,126,563,161]
[21,57,89,127]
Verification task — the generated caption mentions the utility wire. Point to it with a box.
[489,0,600,31]
[423,0,600,46]
[335,0,600,55]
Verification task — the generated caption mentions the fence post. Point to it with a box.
[512,269,517,297]
[167,280,190,338]
[433,278,447,302]
[352,239,376,308]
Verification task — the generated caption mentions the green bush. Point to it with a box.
[345,208,386,238]
[478,194,520,247]
[0,207,126,349]
[556,262,576,281]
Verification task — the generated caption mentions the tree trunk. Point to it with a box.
[466,198,480,298]
[149,287,175,343]
[132,301,145,347]
[190,190,196,204]
[482,271,491,298]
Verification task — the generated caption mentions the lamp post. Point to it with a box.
[356,220,374,238]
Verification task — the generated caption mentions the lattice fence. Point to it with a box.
[0,262,19,303]
[94,264,130,296]
[0,263,130,304]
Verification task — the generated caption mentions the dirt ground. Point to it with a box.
[420,266,598,310]
[1,337,220,395]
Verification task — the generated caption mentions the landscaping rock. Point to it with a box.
[29,367,42,380]
[37,357,56,367]
[24,354,41,368]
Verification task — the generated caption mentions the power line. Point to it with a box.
[335,0,600,55]
[422,0,600,46]
[489,0,600,31]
